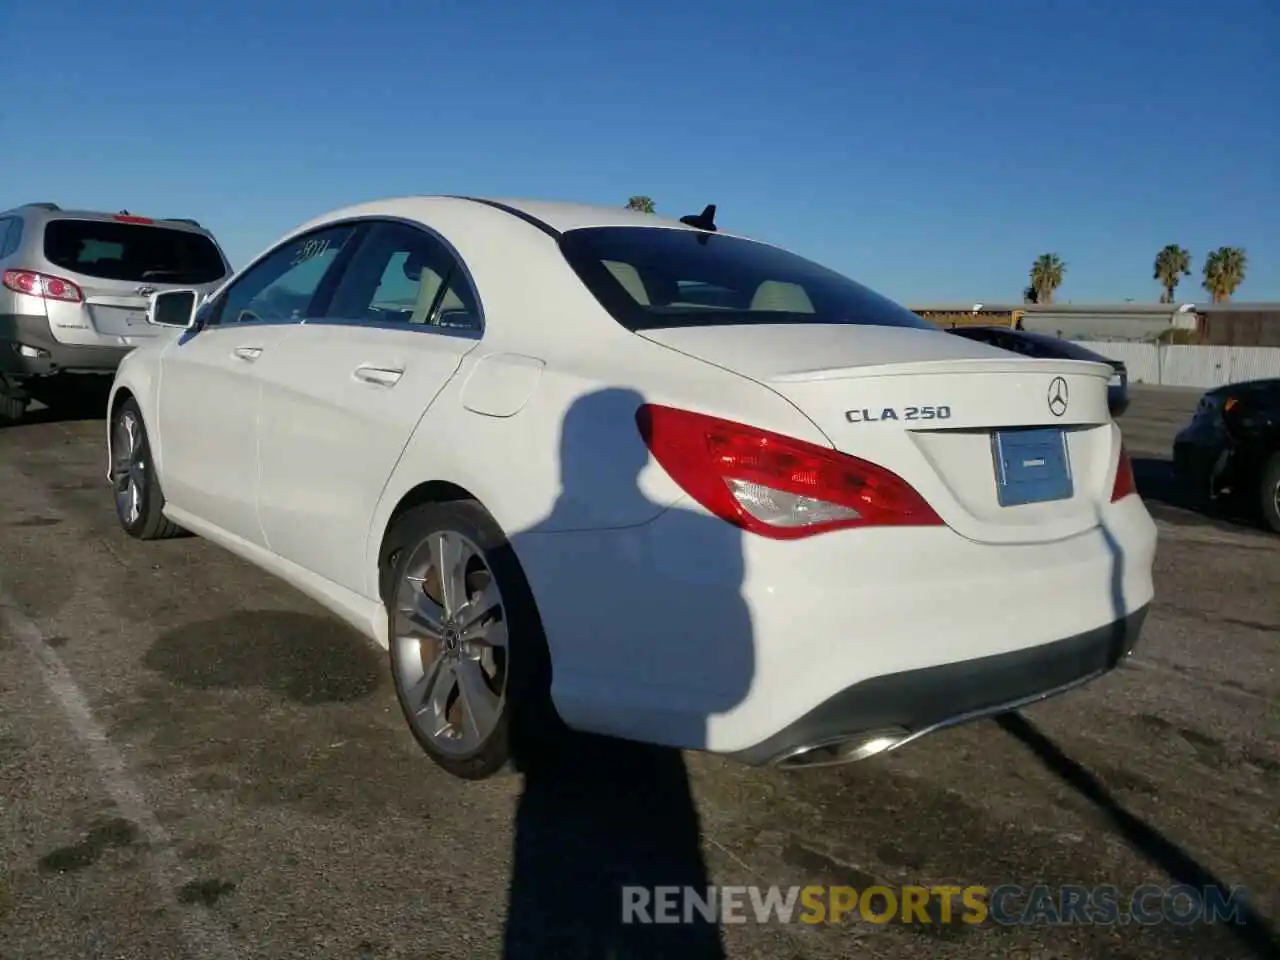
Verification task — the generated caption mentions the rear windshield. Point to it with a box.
[1008,330,1111,361]
[43,219,227,284]
[952,327,1113,363]
[558,226,935,332]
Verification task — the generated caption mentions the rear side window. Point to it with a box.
[43,219,227,284]
[558,226,935,332]
[0,217,20,259]
[323,221,481,332]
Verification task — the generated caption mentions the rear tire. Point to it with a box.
[1259,453,1280,535]
[380,499,563,780]
[0,376,28,425]
[111,397,184,540]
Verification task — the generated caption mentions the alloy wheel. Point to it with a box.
[392,530,509,754]
[111,410,146,526]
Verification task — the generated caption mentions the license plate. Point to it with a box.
[88,305,149,336]
[991,427,1073,506]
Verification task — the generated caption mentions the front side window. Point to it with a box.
[323,222,481,332]
[558,226,936,333]
[208,224,356,327]
[42,219,227,284]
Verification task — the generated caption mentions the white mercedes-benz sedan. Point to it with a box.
[105,196,1157,780]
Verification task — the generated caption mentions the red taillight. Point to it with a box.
[1111,444,1137,502]
[2,269,83,303]
[636,404,944,539]
[113,214,153,224]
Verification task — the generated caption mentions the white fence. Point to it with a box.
[1075,343,1280,389]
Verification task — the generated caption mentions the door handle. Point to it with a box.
[353,365,404,387]
[232,346,263,361]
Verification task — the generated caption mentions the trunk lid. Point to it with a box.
[46,277,225,348]
[638,324,1119,545]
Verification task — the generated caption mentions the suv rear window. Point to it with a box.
[43,219,227,284]
[558,226,935,333]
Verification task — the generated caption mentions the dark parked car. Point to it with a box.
[1173,378,1280,533]
[947,326,1129,417]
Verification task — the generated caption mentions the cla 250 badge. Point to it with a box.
[845,405,952,423]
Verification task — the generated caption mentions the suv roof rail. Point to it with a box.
[22,202,60,211]
[163,217,203,228]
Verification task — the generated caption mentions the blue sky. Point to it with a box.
[5,0,1277,304]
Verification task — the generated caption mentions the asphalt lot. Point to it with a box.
[0,385,1277,960]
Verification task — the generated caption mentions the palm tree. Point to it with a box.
[625,196,656,214]
[1022,284,1038,304]
[1153,244,1192,303]
[1029,254,1065,304]
[1202,246,1247,303]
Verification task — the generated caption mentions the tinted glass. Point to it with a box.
[210,224,356,326]
[558,227,935,332]
[1004,329,1110,363]
[0,218,18,259]
[953,327,1113,363]
[43,219,227,284]
[949,327,1004,346]
[323,222,481,331]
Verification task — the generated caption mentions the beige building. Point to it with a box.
[907,302,1280,345]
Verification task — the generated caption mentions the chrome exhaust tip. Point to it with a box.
[773,728,911,769]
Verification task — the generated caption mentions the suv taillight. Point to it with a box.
[1111,444,1137,502]
[2,269,83,303]
[636,404,944,539]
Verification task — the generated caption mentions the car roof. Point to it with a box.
[296,195,744,240]
[470,198,705,234]
[1207,377,1280,396]
[0,204,215,235]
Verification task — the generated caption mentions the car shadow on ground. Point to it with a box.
[998,713,1280,958]
[1,379,112,428]
[4,404,105,427]
[998,505,1279,958]
[500,387,752,958]
[1132,456,1264,535]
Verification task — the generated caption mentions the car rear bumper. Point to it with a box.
[0,312,131,379]
[516,492,1158,757]
[730,604,1147,767]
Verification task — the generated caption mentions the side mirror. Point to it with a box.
[147,289,201,328]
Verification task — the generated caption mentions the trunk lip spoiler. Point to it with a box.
[767,357,1115,384]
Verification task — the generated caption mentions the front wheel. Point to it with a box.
[111,398,183,540]
[381,500,561,780]
[1259,453,1280,535]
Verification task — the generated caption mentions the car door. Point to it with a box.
[255,219,484,597]
[156,222,359,544]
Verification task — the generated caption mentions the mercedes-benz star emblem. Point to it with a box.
[1047,377,1069,417]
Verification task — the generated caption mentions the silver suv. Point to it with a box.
[0,203,232,422]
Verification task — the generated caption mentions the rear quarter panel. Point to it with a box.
[362,326,830,602]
